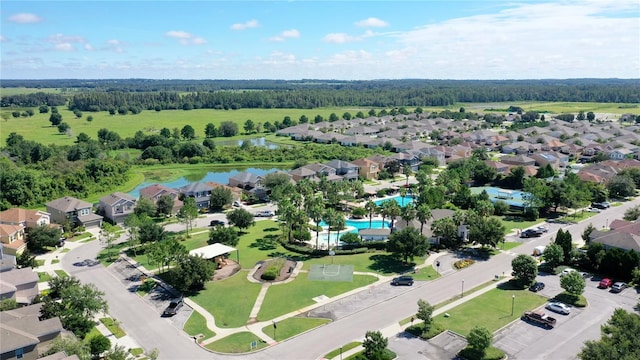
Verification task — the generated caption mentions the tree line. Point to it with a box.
[2,79,638,110]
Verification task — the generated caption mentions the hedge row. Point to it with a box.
[261,258,286,281]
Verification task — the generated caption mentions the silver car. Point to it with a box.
[545,302,570,315]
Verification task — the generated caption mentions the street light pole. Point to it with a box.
[511,295,515,316]
[461,279,465,297]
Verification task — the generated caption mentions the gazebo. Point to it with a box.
[189,243,239,269]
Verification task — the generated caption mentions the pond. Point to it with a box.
[128,167,283,198]
[214,137,282,149]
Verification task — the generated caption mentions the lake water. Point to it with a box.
[214,137,281,149]
[128,167,283,197]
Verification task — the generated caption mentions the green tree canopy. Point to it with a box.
[560,270,586,296]
[542,243,564,269]
[511,254,538,286]
[208,226,240,247]
[209,187,233,211]
[578,309,640,360]
[386,227,429,263]
[170,254,215,292]
[226,208,255,230]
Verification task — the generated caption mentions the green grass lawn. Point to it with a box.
[183,311,216,341]
[433,287,547,336]
[498,216,544,233]
[257,274,377,321]
[260,317,330,342]
[410,265,440,281]
[83,326,102,341]
[54,269,68,278]
[500,242,522,251]
[100,317,126,338]
[128,348,144,356]
[51,259,60,265]
[38,272,53,283]
[205,331,267,353]
[324,342,362,360]
[189,270,262,328]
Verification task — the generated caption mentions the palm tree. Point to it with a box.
[364,200,378,229]
[399,187,408,207]
[401,203,417,227]
[323,208,338,250]
[403,164,413,187]
[383,201,401,230]
[416,203,432,234]
[333,216,346,247]
[276,199,296,243]
[306,196,324,249]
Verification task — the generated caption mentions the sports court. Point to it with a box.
[308,264,354,282]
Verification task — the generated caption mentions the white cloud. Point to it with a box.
[8,13,43,24]
[322,33,360,44]
[54,43,75,52]
[0,35,8,42]
[165,30,207,45]
[355,17,388,28]
[262,51,296,65]
[269,29,300,42]
[47,34,86,45]
[84,43,94,51]
[326,50,373,65]
[230,19,259,30]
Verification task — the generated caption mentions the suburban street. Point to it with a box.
[61,196,640,360]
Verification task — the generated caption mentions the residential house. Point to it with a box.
[228,172,263,190]
[0,208,50,229]
[205,182,243,203]
[301,163,337,178]
[388,152,421,171]
[0,224,26,256]
[138,183,183,214]
[365,155,392,172]
[344,126,378,135]
[412,147,446,167]
[484,160,510,176]
[530,153,562,170]
[0,303,63,360]
[501,154,536,167]
[313,132,347,144]
[325,160,359,181]
[0,245,17,272]
[45,197,103,230]
[577,164,619,183]
[40,352,81,360]
[590,219,640,253]
[351,158,380,180]
[608,148,634,160]
[0,267,38,304]
[99,192,137,225]
[289,167,318,183]
[179,182,213,209]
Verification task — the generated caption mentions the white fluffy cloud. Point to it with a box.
[230,20,259,30]
[8,13,43,24]
[165,30,207,45]
[269,29,300,42]
[355,17,388,28]
[322,33,360,44]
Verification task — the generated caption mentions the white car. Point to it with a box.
[255,210,275,217]
[560,268,576,276]
[586,207,602,213]
[545,302,571,315]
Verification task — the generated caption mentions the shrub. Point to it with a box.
[454,259,475,269]
[261,258,286,281]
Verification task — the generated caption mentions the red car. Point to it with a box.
[598,278,613,288]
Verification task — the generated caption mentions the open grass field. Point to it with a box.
[0,87,74,96]
[0,107,368,147]
[183,311,216,341]
[189,270,262,328]
[205,331,267,353]
[256,273,377,321]
[301,252,427,275]
[433,287,547,336]
[2,102,638,147]
[260,317,330,342]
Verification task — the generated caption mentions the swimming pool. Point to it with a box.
[374,195,414,207]
[470,186,531,207]
[318,219,390,229]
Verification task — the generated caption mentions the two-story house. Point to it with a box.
[325,160,359,181]
[99,192,137,224]
[45,196,103,230]
[0,303,63,360]
[138,183,183,214]
[179,182,213,209]
[351,158,380,180]
[0,224,26,256]
[0,208,50,228]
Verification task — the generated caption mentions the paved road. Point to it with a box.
[62,198,639,360]
[62,240,209,360]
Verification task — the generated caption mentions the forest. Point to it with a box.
[2,79,639,110]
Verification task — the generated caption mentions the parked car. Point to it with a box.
[546,302,571,315]
[391,275,414,286]
[529,282,545,292]
[256,210,275,217]
[209,219,225,227]
[580,271,592,279]
[233,201,241,207]
[534,225,549,233]
[162,298,184,317]
[598,278,613,288]
[586,207,602,213]
[610,282,628,293]
[591,202,611,209]
[521,229,543,238]
[521,310,556,329]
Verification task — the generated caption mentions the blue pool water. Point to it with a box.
[374,195,414,207]
[319,219,390,229]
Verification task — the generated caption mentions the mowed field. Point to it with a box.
[0,107,369,146]
[1,97,638,147]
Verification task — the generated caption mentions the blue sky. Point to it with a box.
[1,0,638,80]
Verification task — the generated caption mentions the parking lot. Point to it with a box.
[493,272,638,360]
